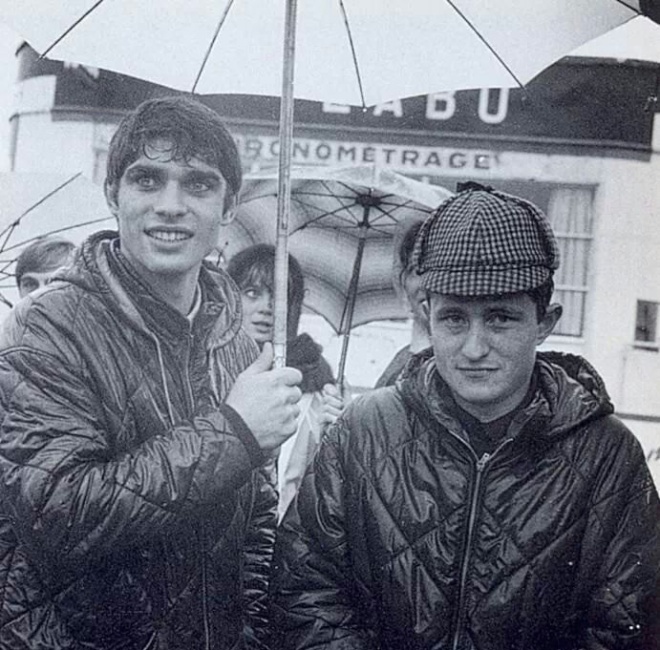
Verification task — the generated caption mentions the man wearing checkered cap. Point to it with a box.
[272,184,660,650]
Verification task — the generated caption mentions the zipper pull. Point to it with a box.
[476,452,490,472]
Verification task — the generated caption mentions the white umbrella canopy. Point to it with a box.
[571,15,660,63]
[0,172,112,306]
[0,0,647,106]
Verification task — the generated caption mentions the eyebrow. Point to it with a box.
[124,163,224,182]
[184,169,224,184]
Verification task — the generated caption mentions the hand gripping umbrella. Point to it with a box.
[0,0,649,365]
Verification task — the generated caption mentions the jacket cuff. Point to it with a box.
[218,403,265,468]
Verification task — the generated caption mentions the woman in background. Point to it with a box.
[228,244,342,520]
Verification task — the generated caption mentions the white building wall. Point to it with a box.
[11,75,96,175]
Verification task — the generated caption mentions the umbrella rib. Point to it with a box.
[612,0,641,13]
[1,216,114,255]
[40,0,107,59]
[290,201,360,231]
[369,199,431,226]
[445,0,523,88]
[337,0,367,110]
[192,0,236,94]
[0,173,85,246]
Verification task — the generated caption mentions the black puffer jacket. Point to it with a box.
[272,351,660,650]
[0,232,276,650]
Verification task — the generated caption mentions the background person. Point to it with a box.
[375,217,430,387]
[0,96,302,650]
[271,185,660,650]
[228,243,342,521]
[15,235,76,298]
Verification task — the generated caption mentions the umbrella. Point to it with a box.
[221,164,452,384]
[0,1,649,105]
[0,0,648,365]
[0,171,112,306]
[571,15,660,63]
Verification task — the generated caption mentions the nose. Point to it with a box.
[154,181,187,218]
[256,291,273,314]
[461,322,490,360]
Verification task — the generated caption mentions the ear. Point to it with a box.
[536,303,562,344]
[219,194,238,226]
[104,181,120,220]
[421,296,430,321]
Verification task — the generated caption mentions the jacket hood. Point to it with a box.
[400,348,615,442]
[56,230,243,349]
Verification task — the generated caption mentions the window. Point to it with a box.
[635,300,658,347]
[545,187,593,337]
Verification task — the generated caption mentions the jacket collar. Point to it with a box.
[60,231,243,349]
[400,348,614,443]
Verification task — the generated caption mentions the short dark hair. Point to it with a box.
[105,96,242,209]
[227,244,305,341]
[15,237,76,285]
[397,220,424,286]
[526,278,555,321]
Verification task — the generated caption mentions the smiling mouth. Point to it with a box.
[146,229,192,243]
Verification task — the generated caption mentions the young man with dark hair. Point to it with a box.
[15,236,76,298]
[271,185,660,650]
[0,96,302,649]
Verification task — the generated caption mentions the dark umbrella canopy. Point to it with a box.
[221,164,452,381]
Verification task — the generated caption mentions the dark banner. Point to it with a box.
[17,44,659,156]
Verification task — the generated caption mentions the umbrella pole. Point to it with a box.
[337,206,369,392]
[273,0,298,369]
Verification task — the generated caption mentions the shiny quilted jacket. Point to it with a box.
[0,232,276,650]
[272,351,660,650]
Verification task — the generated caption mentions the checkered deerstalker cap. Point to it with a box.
[413,182,560,296]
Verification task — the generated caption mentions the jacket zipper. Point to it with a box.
[183,329,211,650]
[444,431,513,650]
[451,451,490,650]
[183,329,196,415]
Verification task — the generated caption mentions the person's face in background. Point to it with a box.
[18,269,58,298]
[240,281,274,346]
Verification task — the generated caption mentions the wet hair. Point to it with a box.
[227,244,305,341]
[397,220,424,286]
[105,96,242,210]
[15,237,76,285]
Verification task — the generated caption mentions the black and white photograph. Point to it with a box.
[0,2,658,649]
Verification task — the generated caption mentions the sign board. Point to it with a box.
[17,44,658,157]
